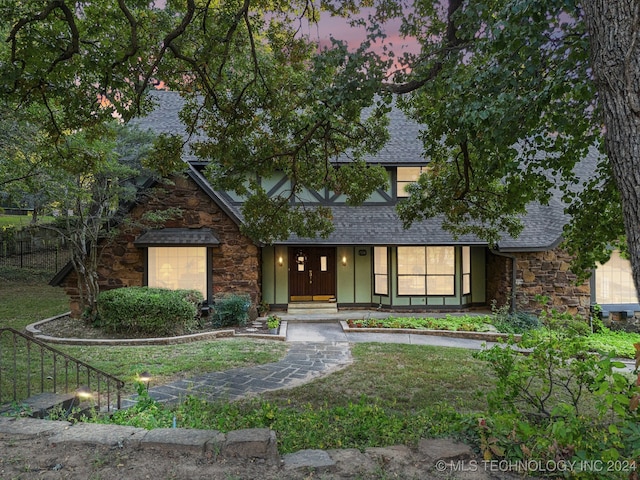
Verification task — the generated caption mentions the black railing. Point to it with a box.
[0,240,71,272]
[0,328,124,412]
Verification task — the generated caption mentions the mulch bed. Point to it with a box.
[35,316,271,340]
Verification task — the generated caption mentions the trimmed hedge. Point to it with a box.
[96,287,204,336]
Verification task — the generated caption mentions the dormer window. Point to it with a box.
[397,166,428,198]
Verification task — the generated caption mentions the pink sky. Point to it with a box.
[309,11,419,54]
[302,10,421,73]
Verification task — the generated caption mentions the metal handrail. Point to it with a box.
[0,327,124,412]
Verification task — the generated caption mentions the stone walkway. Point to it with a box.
[123,341,352,407]
[125,320,636,408]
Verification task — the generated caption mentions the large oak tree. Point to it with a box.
[1,1,639,294]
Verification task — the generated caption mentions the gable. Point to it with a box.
[133,91,586,251]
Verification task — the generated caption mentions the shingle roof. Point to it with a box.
[132,90,601,251]
[134,91,425,166]
[279,205,485,245]
[131,91,200,162]
[334,106,426,165]
[133,227,220,246]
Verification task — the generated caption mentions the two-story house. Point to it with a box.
[51,90,638,320]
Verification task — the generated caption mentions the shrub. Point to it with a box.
[212,293,250,328]
[474,307,640,474]
[266,314,280,330]
[490,301,541,334]
[346,314,492,331]
[96,287,203,336]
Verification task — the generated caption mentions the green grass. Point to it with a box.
[61,339,286,393]
[265,342,493,412]
[0,215,55,228]
[105,343,492,452]
[0,268,286,399]
[0,268,69,330]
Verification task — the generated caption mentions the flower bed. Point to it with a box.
[346,314,495,332]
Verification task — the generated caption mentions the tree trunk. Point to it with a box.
[582,1,640,299]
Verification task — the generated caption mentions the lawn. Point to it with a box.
[0,215,55,228]
[0,268,286,398]
[5,268,640,460]
[0,268,494,404]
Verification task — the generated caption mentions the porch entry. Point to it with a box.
[289,247,336,302]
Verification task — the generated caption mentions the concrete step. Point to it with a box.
[0,392,76,419]
[287,302,338,315]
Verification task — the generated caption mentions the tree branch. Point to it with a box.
[136,0,197,106]
[382,0,465,95]
[9,1,80,73]
[454,141,472,200]
[111,0,139,72]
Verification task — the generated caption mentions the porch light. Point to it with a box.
[278,256,284,267]
[342,256,347,266]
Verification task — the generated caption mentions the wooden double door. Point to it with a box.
[289,247,336,301]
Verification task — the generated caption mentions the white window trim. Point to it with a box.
[397,246,456,296]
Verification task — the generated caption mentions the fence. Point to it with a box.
[0,328,124,412]
[0,240,71,272]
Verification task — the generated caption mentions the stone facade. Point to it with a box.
[61,174,261,317]
[486,248,591,317]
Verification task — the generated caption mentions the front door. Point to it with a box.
[289,247,336,301]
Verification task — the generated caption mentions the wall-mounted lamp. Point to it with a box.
[342,255,347,266]
[278,256,284,267]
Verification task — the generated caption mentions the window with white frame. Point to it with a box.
[148,246,207,297]
[374,247,388,295]
[462,246,471,295]
[397,246,455,295]
[397,166,427,198]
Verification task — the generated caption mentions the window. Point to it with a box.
[397,166,427,198]
[320,255,328,272]
[374,247,388,295]
[595,250,639,304]
[148,247,207,297]
[462,246,471,295]
[397,246,455,295]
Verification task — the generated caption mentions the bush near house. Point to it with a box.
[211,293,250,328]
[95,287,204,336]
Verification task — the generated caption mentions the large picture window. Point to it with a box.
[397,246,455,295]
[148,246,207,297]
[374,247,388,295]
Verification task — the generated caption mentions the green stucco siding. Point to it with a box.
[262,246,275,304]
[336,247,354,303]
[261,246,289,305]
[354,247,372,302]
[471,247,486,303]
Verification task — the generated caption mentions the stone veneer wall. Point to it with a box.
[61,174,261,317]
[486,248,591,317]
